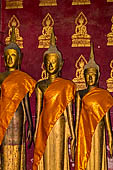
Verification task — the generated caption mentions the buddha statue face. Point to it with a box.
[84,67,98,87]
[44,53,61,75]
[4,48,19,71]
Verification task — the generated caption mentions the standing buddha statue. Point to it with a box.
[74,42,113,170]
[0,28,36,170]
[33,29,76,170]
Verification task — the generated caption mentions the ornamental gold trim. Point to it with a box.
[71,12,91,47]
[72,0,91,5]
[107,0,113,2]
[39,0,57,6]
[5,0,23,9]
[107,16,113,46]
[5,15,23,48]
[72,54,87,90]
[106,60,113,92]
[1,145,21,169]
[38,13,56,48]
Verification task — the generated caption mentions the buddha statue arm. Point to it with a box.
[22,93,33,148]
[67,101,75,161]
[104,111,113,156]
[75,91,81,143]
[34,85,43,142]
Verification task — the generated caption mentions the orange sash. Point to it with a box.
[0,70,36,145]
[33,78,76,170]
[75,87,113,170]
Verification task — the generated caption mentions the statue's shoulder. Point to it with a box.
[0,71,10,85]
[36,79,49,93]
[77,88,88,99]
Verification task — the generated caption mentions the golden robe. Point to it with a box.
[33,78,76,170]
[75,87,113,170]
[0,70,36,170]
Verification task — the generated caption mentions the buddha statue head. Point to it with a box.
[4,26,22,71]
[43,28,63,77]
[84,42,100,88]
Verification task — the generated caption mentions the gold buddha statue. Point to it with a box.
[5,15,23,48]
[39,17,53,40]
[0,30,36,170]
[33,29,76,170]
[72,12,91,47]
[38,14,55,48]
[74,43,113,170]
[72,14,90,39]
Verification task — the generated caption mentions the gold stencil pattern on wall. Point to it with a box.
[72,0,91,5]
[107,16,113,46]
[5,0,23,9]
[39,0,57,6]
[38,13,56,48]
[72,12,91,47]
[5,15,23,48]
[106,60,113,92]
[72,54,87,90]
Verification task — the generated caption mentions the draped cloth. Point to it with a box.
[33,77,76,170]
[0,70,36,145]
[75,87,113,170]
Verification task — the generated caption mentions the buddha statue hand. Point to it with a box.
[109,136,113,157]
[71,137,75,161]
[27,126,34,149]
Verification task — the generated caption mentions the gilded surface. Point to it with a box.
[72,0,91,5]
[72,54,87,90]
[72,12,91,47]
[0,70,36,170]
[38,13,55,48]
[33,78,76,170]
[40,62,48,81]
[5,0,23,9]
[39,0,57,6]
[107,16,113,46]
[106,60,113,92]
[107,0,113,2]
[86,120,107,170]
[75,87,113,170]
[0,70,36,144]
[5,15,23,48]
[2,145,21,170]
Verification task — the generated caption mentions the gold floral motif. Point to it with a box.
[107,16,113,46]
[39,0,57,6]
[72,0,91,5]
[38,13,55,48]
[72,12,91,47]
[72,54,87,90]
[5,0,23,9]
[5,15,23,48]
[106,60,113,92]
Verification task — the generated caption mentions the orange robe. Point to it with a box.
[75,87,113,170]
[33,78,76,170]
[0,70,36,145]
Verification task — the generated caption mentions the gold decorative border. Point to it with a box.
[107,0,113,2]
[39,0,57,6]
[5,0,23,9]
[72,0,91,5]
